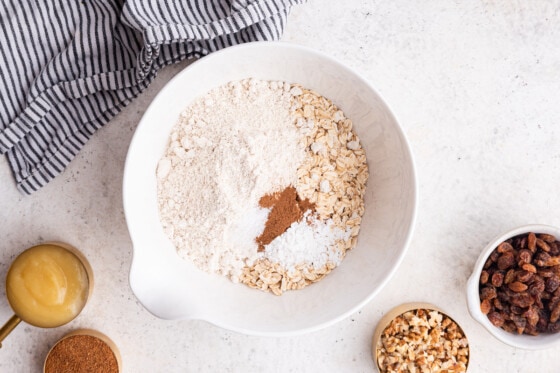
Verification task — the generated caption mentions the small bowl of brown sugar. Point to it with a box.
[372,302,469,373]
[44,329,121,373]
[467,224,560,349]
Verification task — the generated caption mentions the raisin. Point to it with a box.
[480,286,497,300]
[516,236,527,250]
[515,270,534,283]
[536,238,551,252]
[493,298,505,311]
[524,324,539,335]
[511,314,527,334]
[549,242,560,256]
[504,269,516,284]
[510,292,534,308]
[491,271,505,287]
[548,321,560,333]
[550,301,560,323]
[544,257,560,267]
[498,251,515,270]
[529,277,545,296]
[527,232,537,252]
[539,234,557,243]
[538,268,555,278]
[502,321,516,333]
[522,263,537,273]
[535,294,544,309]
[523,306,540,327]
[546,277,560,293]
[509,281,528,292]
[488,311,505,327]
[480,270,489,285]
[498,242,514,253]
[481,299,492,315]
[517,249,532,265]
[535,252,552,267]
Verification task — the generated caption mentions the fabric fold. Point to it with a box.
[0,0,305,194]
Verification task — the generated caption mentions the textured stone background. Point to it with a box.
[1,1,560,371]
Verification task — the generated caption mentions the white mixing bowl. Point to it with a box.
[123,42,417,336]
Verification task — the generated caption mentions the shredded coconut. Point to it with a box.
[263,211,351,271]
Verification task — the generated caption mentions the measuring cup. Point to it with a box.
[0,242,93,347]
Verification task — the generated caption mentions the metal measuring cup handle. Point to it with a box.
[0,314,22,348]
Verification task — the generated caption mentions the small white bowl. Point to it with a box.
[123,41,417,336]
[466,224,560,349]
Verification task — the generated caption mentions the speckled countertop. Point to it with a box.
[1,1,560,372]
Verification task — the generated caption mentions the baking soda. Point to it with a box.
[264,211,351,271]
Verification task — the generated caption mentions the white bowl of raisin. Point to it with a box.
[467,224,560,349]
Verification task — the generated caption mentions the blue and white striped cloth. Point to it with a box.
[0,0,304,194]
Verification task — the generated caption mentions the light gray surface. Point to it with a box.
[1,1,559,371]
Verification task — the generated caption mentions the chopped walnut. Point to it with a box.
[376,308,469,373]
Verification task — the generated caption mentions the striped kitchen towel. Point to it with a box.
[0,0,305,194]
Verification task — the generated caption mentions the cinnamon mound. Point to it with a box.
[256,186,315,252]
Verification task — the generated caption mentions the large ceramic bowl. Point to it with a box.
[123,42,417,336]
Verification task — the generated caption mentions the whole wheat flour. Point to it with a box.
[156,79,305,280]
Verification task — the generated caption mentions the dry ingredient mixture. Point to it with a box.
[376,309,469,373]
[44,334,119,373]
[157,78,368,294]
[479,232,560,335]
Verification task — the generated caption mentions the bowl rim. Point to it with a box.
[466,223,560,350]
[123,41,418,336]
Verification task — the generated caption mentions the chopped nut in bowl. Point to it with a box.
[466,224,560,350]
[372,302,469,373]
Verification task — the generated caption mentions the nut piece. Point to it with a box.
[376,308,469,373]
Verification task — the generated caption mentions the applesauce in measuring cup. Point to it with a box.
[0,242,92,347]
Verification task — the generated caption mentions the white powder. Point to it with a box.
[264,211,351,271]
[157,79,305,279]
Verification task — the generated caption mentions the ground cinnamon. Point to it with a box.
[256,186,315,251]
[44,334,119,373]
